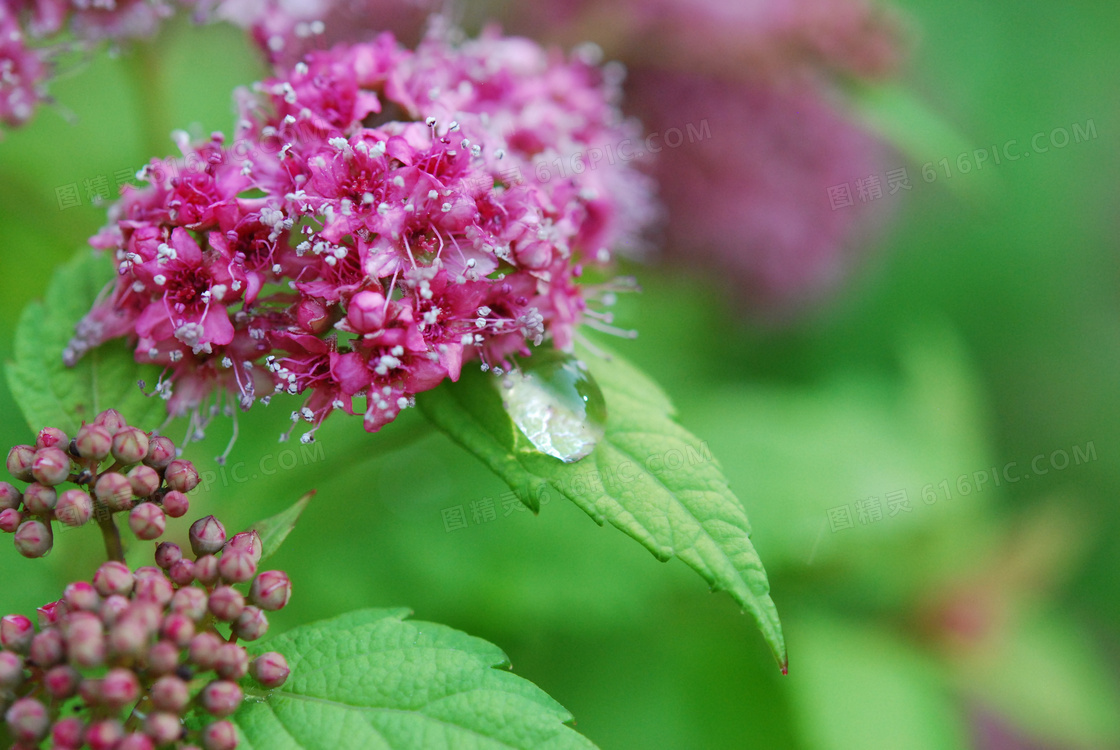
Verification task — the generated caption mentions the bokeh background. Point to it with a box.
[2,0,1119,748]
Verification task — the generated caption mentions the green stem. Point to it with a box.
[99,512,125,563]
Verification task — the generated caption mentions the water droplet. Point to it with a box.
[499,350,606,462]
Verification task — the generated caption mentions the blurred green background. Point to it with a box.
[2,0,1119,748]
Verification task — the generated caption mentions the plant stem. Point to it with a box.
[99,513,125,562]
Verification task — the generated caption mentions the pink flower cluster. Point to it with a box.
[68,28,652,440]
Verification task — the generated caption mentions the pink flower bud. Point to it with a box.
[0,651,24,689]
[35,427,69,450]
[65,612,106,669]
[32,446,71,486]
[347,289,387,332]
[225,530,263,565]
[127,464,161,498]
[200,680,243,717]
[150,675,190,713]
[201,720,239,750]
[155,542,183,569]
[93,561,134,597]
[94,471,134,511]
[145,640,181,676]
[108,618,150,660]
[208,586,245,622]
[250,570,291,611]
[56,488,93,527]
[195,554,220,585]
[144,711,183,745]
[0,507,22,532]
[0,482,22,511]
[162,489,190,518]
[143,435,177,469]
[75,424,114,460]
[297,297,333,333]
[22,482,58,514]
[51,716,84,747]
[251,651,290,689]
[14,519,52,558]
[29,628,64,668]
[111,427,150,465]
[134,575,174,607]
[232,606,269,642]
[94,409,128,435]
[129,503,166,540]
[4,697,49,744]
[63,581,101,612]
[6,445,36,481]
[219,549,257,583]
[215,642,250,680]
[169,560,195,587]
[100,667,142,710]
[44,664,80,699]
[85,719,125,750]
[190,516,227,557]
[165,460,200,493]
[100,594,131,626]
[119,733,157,750]
[1,614,34,652]
[160,613,195,647]
[170,586,208,621]
[36,601,60,629]
[189,632,225,670]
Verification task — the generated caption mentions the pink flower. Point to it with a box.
[0,6,48,128]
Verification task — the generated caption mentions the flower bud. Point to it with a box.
[1,614,34,652]
[347,289,387,332]
[6,445,36,481]
[100,594,131,626]
[51,716,84,747]
[22,482,57,514]
[129,503,166,540]
[4,697,49,744]
[219,549,257,583]
[0,507,22,533]
[94,408,127,435]
[14,519,52,558]
[94,471,134,511]
[31,447,71,486]
[0,651,24,689]
[145,640,181,676]
[162,489,190,518]
[85,719,125,750]
[202,720,238,750]
[155,541,183,569]
[251,651,290,689]
[111,427,150,465]
[65,612,106,669]
[144,711,183,745]
[56,488,93,527]
[35,427,69,450]
[134,575,174,607]
[150,675,191,713]
[194,554,220,585]
[108,617,150,660]
[36,601,60,629]
[232,606,269,642]
[44,664,80,699]
[160,613,195,647]
[170,587,208,621]
[199,680,243,717]
[63,581,101,612]
[119,733,157,750]
[29,628,64,668]
[250,570,291,611]
[226,530,263,565]
[189,632,224,671]
[190,516,226,557]
[208,586,245,622]
[165,459,200,493]
[215,642,250,680]
[127,464,161,498]
[75,423,114,461]
[169,559,196,586]
[93,561,134,597]
[297,297,332,333]
[0,482,21,511]
[144,435,177,469]
[100,667,142,710]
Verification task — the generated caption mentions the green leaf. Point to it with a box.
[417,341,786,670]
[250,491,314,563]
[233,608,598,750]
[5,249,164,435]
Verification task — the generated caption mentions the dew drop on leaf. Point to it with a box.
[499,350,606,462]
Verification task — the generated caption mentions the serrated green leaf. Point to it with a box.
[250,491,314,564]
[5,249,164,435]
[233,608,598,750]
[417,341,786,670]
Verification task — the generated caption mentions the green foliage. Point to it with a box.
[233,608,598,750]
[251,492,315,564]
[419,343,786,669]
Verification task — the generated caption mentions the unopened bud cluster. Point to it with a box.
[1,523,291,748]
[2,409,198,558]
